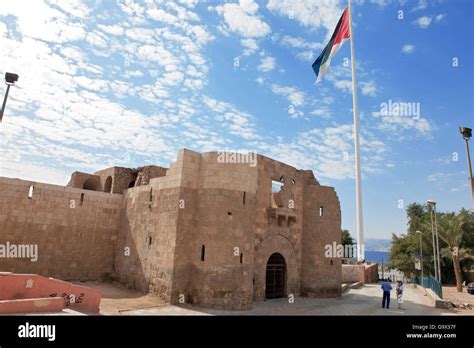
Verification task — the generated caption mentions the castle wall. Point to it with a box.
[0,148,343,309]
[113,184,181,302]
[301,179,342,297]
[95,167,136,194]
[113,151,195,302]
[67,172,102,191]
[170,150,258,309]
[253,156,304,301]
[0,177,122,280]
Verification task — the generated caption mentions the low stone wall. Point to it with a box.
[342,264,364,283]
[342,263,379,284]
[364,263,379,283]
[0,297,63,314]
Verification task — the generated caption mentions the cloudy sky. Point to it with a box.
[0,0,472,240]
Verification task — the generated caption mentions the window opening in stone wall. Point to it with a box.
[240,253,243,264]
[148,236,152,246]
[80,193,84,206]
[228,211,232,216]
[272,180,283,193]
[128,180,135,188]
[243,191,246,205]
[201,245,205,261]
[271,180,284,208]
[104,176,112,193]
[149,188,153,202]
[28,185,34,199]
[319,206,324,217]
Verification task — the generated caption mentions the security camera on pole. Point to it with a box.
[0,72,19,123]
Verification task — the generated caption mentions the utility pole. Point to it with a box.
[459,127,474,207]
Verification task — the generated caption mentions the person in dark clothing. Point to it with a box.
[381,278,392,309]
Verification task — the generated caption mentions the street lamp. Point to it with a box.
[0,72,19,123]
[427,200,441,283]
[459,127,474,207]
[416,230,424,286]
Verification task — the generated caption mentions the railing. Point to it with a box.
[414,276,443,299]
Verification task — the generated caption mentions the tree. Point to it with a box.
[389,232,419,274]
[390,202,473,287]
[437,212,467,292]
[341,229,354,246]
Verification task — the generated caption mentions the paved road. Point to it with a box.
[121,284,456,316]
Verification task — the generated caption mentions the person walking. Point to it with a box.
[381,278,392,309]
[396,280,405,310]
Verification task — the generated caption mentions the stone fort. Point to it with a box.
[0,149,342,310]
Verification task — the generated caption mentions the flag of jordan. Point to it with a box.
[312,7,350,81]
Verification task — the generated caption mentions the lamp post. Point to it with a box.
[459,127,474,207]
[427,200,441,283]
[0,72,19,123]
[416,230,423,286]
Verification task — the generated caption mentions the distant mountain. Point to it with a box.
[364,238,391,252]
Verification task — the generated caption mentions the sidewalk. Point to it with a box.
[120,284,457,316]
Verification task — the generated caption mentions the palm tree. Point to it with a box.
[437,213,467,292]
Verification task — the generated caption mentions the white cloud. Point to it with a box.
[372,111,432,135]
[124,70,144,78]
[98,24,125,36]
[214,0,271,38]
[310,108,330,118]
[147,7,178,25]
[267,0,343,39]
[435,14,446,22]
[271,84,305,107]
[411,0,427,12]
[252,124,387,180]
[333,80,352,93]
[3,1,87,43]
[86,31,108,49]
[295,50,314,62]
[402,44,415,54]
[0,0,225,185]
[257,56,276,72]
[241,38,259,56]
[370,0,391,7]
[280,35,323,50]
[48,0,91,18]
[361,80,378,97]
[414,16,432,29]
[203,96,259,139]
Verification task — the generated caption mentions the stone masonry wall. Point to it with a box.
[0,177,122,280]
[301,173,342,297]
[114,153,190,302]
[171,150,258,309]
[253,156,304,301]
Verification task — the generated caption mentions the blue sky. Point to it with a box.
[0,0,472,240]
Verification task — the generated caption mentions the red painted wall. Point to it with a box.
[0,273,101,313]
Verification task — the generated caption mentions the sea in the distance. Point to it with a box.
[364,250,390,264]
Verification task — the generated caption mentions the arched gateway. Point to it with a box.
[265,253,286,299]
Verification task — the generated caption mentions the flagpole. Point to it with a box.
[348,0,365,262]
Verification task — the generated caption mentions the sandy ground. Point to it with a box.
[71,280,167,315]
[443,285,474,313]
